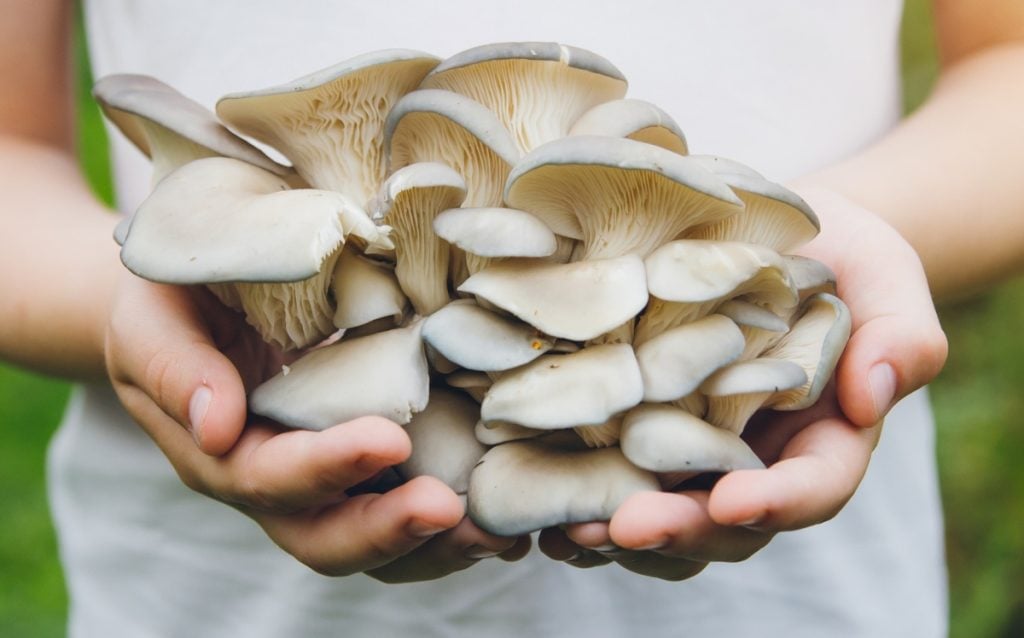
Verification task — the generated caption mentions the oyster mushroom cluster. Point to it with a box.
[97,42,851,538]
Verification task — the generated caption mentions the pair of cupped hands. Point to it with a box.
[104,186,948,583]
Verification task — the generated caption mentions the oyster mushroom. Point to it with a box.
[635,314,746,402]
[569,98,688,154]
[216,49,440,204]
[250,322,429,430]
[699,358,808,434]
[92,73,291,245]
[764,293,852,410]
[458,254,648,342]
[687,155,820,253]
[621,404,764,473]
[504,136,742,259]
[385,89,520,208]
[421,300,554,372]
[330,246,408,331]
[635,239,796,345]
[397,389,488,499]
[432,206,558,274]
[375,162,467,316]
[480,343,643,438]
[467,440,658,536]
[120,157,390,350]
[421,42,628,154]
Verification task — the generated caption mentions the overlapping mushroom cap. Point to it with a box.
[97,41,850,539]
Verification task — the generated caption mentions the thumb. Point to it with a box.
[106,276,247,456]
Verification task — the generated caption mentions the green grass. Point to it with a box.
[2,2,1022,636]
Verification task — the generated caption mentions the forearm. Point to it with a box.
[0,135,119,380]
[800,42,1024,301]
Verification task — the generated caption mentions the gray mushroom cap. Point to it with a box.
[569,98,688,154]
[216,49,440,203]
[688,160,820,253]
[433,207,558,258]
[445,370,494,403]
[621,404,764,473]
[700,358,808,433]
[249,322,429,430]
[765,293,852,411]
[467,440,659,536]
[385,89,520,198]
[783,255,838,300]
[458,254,648,341]
[474,419,546,446]
[504,136,742,258]
[422,42,627,154]
[121,157,391,350]
[331,247,408,330]
[422,300,554,372]
[376,162,467,315]
[636,240,794,344]
[636,314,746,402]
[93,74,289,181]
[480,343,644,429]
[397,389,487,497]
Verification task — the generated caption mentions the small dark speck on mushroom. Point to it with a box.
[549,363,560,369]
[189,257,196,262]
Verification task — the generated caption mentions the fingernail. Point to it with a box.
[465,546,501,560]
[188,385,212,447]
[634,540,667,551]
[737,514,765,527]
[406,520,449,539]
[868,363,896,419]
[590,543,618,552]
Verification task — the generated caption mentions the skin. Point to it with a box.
[0,0,1015,584]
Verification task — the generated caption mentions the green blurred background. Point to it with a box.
[1,1,1022,636]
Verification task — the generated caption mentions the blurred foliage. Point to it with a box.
[1,1,1022,636]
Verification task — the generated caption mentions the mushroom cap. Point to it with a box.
[216,49,440,202]
[92,73,289,178]
[701,357,808,397]
[385,89,520,212]
[422,300,554,372]
[120,157,387,284]
[474,419,546,446]
[687,162,820,253]
[397,389,487,495]
[621,404,764,473]
[636,314,746,402]
[480,343,644,429]
[422,42,627,154]
[783,255,838,300]
[700,357,808,433]
[458,254,648,341]
[569,98,688,154]
[505,136,742,258]
[716,299,790,333]
[376,162,467,315]
[644,240,789,304]
[765,293,852,410]
[433,207,558,258]
[249,323,429,430]
[331,247,408,330]
[467,440,658,536]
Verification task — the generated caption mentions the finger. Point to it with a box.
[537,527,612,568]
[609,491,770,562]
[709,417,882,531]
[497,534,533,562]
[258,476,464,577]
[106,276,247,455]
[605,551,708,582]
[366,517,523,583]
[798,196,947,426]
[215,416,413,511]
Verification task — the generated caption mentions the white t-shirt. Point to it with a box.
[53,2,947,636]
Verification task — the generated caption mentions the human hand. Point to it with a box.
[104,273,524,581]
[539,186,947,579]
